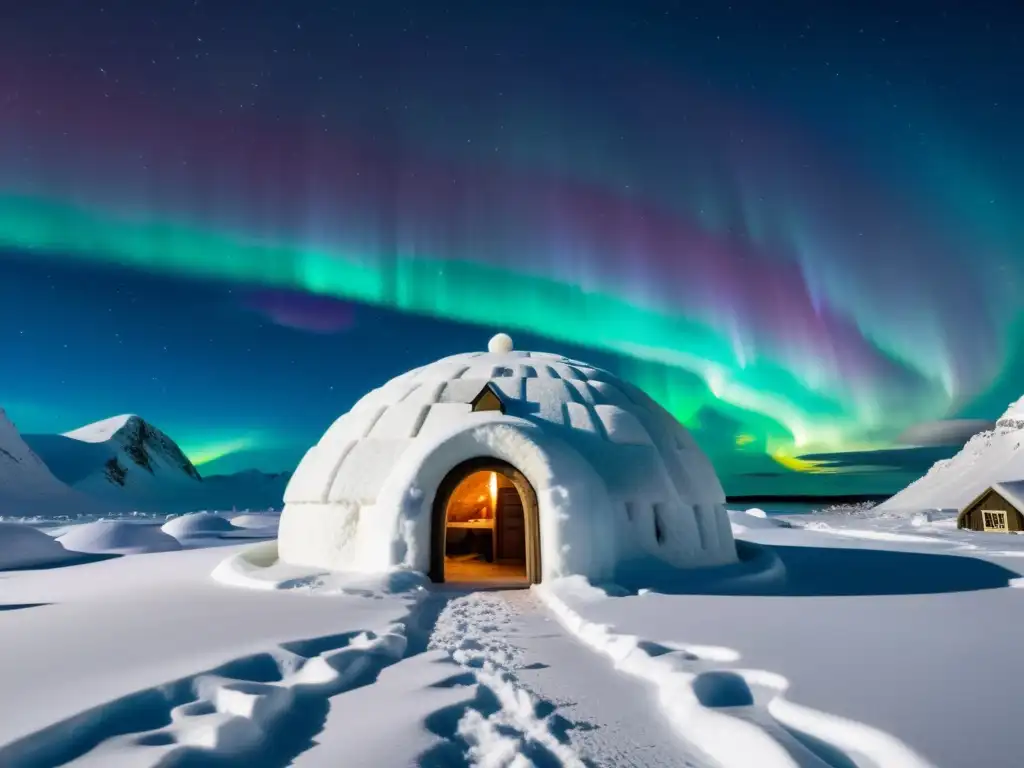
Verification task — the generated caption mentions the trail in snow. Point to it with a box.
[508,591,698,768]
[423,589,698,768]
[422,590,589,768]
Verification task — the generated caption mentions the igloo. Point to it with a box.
[278,334,737,584]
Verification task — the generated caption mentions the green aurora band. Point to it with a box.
[0,194,954,468]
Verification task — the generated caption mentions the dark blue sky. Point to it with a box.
[0,0,1020,495]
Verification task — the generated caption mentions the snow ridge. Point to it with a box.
[997,395,1024,426]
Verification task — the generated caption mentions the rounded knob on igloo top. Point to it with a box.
[488,333,514,354]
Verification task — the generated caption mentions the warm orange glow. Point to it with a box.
[489,471,498,514]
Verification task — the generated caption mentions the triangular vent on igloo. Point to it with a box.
[470,382,505,414]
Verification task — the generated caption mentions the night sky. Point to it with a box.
[1,1,1021,495]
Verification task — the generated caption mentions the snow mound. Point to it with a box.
[161,512,236,539]
[879,396,1024,514]
[0,522,78,569]
[212,541,297,590]
[728,508,791,534]
[57,520,182,554]
[229,513,281,530]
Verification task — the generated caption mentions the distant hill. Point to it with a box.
[30,414,201,492]
[23,415,290,514]
[0,408,99,515]
[877,395,1024,513]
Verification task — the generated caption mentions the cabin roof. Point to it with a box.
[960,480,1024,516]
[993,481,1024,511]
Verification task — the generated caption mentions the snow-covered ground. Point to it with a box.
[1,506,1021,767]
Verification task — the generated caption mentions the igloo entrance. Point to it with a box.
[429,458,541,585]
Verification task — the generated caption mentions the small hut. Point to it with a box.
[957,481,1024,533]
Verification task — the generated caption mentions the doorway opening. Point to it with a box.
[429,458,541,585]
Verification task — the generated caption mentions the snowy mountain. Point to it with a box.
[24,416,289,514]
[878,396,1024,513]
[0,409,95,515]
[26,415,201,504]
[61,414,202,488]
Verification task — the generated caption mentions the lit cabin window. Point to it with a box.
[982,511,1009,531]
[470,383,505,413]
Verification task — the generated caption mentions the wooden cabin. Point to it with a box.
[957,481,1024,533]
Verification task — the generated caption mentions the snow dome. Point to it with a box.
[278,335,737,583]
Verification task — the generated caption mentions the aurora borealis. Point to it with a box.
[1,1,1021,494]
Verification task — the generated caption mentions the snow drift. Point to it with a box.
[229,513,281,530]
[161,512,237,539]
[879,395,1024,513]
[57,520,182,555]
[0,522,79,569]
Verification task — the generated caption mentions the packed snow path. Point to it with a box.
[421,590,697,768]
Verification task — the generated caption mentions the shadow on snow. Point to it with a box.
[612,540,1021,597]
